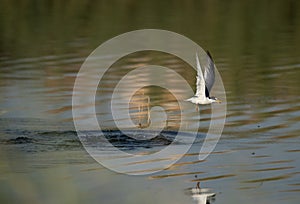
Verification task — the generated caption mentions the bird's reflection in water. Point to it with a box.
[186,180,216,204]
[130,91,150,129]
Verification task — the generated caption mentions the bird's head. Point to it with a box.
[209,97,221,103]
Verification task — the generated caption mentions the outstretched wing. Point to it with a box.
[204,51,215,94]
[195,53,206,99]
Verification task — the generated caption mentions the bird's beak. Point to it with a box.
[216,99,222,103]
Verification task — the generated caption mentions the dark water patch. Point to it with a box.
[5,136,36,144]
[78,129,186,151]
[1,129,197,153]
[1,129,81,153]
[37,130,77,137]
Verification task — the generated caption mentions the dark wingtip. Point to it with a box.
[206,50,214,62]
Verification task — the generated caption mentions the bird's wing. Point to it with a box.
[195,53,206,99]
[204,51,215,92]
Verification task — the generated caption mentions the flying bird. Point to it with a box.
[186,51,221,110]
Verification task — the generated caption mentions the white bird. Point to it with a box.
[186,51,221,110]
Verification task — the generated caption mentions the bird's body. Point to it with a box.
[186,51,220,106]
[185,95,217,105]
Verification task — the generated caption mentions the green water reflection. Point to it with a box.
[1,0,300,98]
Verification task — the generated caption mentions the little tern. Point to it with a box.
[186,51,221,110]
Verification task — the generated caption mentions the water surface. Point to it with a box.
[1,1,300,204]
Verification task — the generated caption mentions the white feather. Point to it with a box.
[195,53,206,99]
